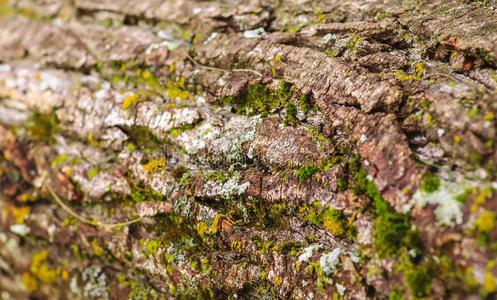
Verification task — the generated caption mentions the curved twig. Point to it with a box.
[185,52,264,77]
[45,183,142,229]
[423,73,462,82]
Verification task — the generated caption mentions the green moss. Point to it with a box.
[139,69,162,90]
[420,98,431,110]
[126,143,136,151]
[470,151,484,165]
[130,184,163,202]
[265,202,287,226]
[108,62,165,93]
[420,173,441,193]
[285,102,298,125]
[322,208,346,236]
[118,274,159,300]
[345,35,364,53]
[296,165,318,181]
[227,80,293,116]
[71,244,83,260]
[346,158,411,256]
[349,164,368,196]
[221,95,235,105]
[169,123,196,137]
[305,202,350,237]
[286,22,306,33]
[298,94,312,113]
[336,177,348,193]
[476,232,491,247]
[388,290,405,300]
[142,240,161,258]
[476,48,496,66]
[273,241,302,255]
[399,254,433,298]
[374,206,410,256]
[307,127,329,143]
[207,171,226,182]
[121,126,163,154]
[455,187,474,203]
[105,60,196,103]
[405,267,432,297]
[24,110,59,142]
[123,251,134,262]
[324,49,338,57]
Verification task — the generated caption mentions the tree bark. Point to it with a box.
[1,0,497,299]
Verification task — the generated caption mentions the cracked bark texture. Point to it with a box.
[1,0,497,299]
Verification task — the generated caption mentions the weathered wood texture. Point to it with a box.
[1,0,497,299]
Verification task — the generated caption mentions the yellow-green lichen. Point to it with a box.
[395,63,425,81]
[121,93,141,110]
[22,272,38,293]
[166,77,190,100]
[87,166,100,180]
[196,222,209,239]
[30,250,62,284]
[483,271,497,294]
[142,158,167,173]
[475,209,496,233]
[142,240,161,258]
[11,206,30,224]
[91,239,105,256]
[51,154,71,168]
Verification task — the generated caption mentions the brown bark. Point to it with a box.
[1,0,497,299]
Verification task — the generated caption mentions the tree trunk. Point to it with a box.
[1,0,497,299]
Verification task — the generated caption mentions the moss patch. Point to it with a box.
[349,161,411,256]
[224,80,293,116]
[129,183,163,202]
[121,126,164,154]
[295,165,318,181]
[142,240,161,258]
[420,173,441,193]
[23,110,59,142]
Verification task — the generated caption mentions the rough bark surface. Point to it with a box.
[1,0,497,299]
